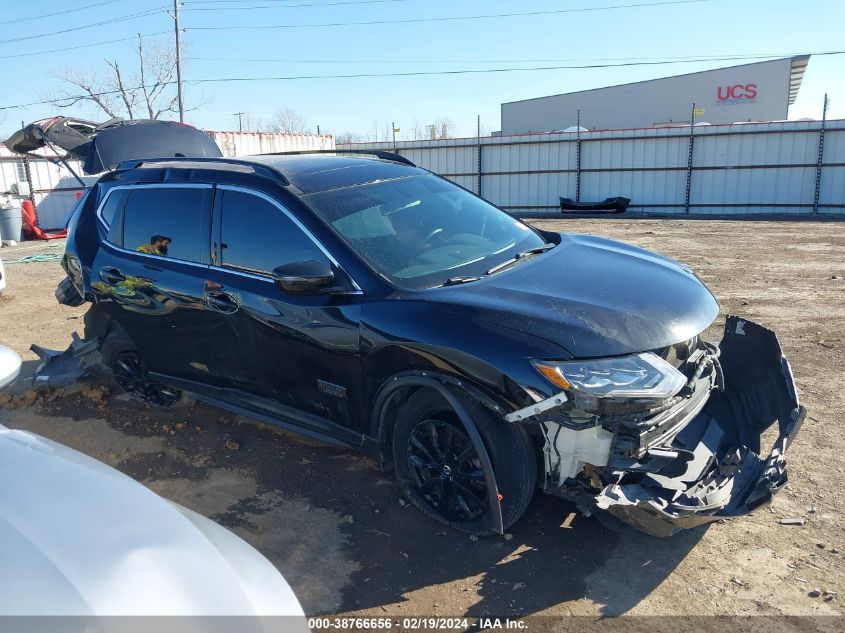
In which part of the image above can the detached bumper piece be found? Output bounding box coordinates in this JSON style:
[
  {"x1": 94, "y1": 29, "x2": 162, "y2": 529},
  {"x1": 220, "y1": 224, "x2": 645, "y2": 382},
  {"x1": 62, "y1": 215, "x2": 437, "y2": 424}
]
[
  {"x1": 559, "y1": 196, "x2": 630, "y2": 214},
  {"x1": 595, "y1": 317, "x2": 805, "y2": 537},
  {"x1": 30, "y1": 333, "x2": 104, "y2": 387}
]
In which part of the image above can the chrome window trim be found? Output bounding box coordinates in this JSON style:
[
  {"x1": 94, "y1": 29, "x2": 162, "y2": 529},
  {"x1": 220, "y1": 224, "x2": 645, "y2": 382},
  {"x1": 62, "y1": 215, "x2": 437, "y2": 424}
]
[
  {"x1": 95, "y1": 183, "x2": 214, "y2": 267},
  {"x1": 216, "y1": 184, "x2": 362, "y2": 291},
  {"x1": 99, "y1": 240, "x2": 210, "y2": 270},
  {"x1": 215, "y1": 264, "x2": 363, "y2": 296}
]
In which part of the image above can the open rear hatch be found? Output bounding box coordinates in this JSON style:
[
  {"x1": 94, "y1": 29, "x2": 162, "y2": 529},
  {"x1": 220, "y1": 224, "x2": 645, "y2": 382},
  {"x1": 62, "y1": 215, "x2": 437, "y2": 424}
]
[{"x1": 3, "y1": 117, "x2": 222, "y2": 175}]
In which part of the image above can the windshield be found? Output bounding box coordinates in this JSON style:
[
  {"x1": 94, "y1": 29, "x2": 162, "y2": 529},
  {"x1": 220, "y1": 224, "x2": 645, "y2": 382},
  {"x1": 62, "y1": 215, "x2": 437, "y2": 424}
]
[{"x1": 303, "y1": 174, "x2": 546, "y2": 289}]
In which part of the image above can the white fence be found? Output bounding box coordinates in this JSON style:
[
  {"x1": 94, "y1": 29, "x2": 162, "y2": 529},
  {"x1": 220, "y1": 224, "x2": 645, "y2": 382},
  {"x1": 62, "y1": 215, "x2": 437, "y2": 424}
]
[
  {"x1": 207, "y1": 130, "x2": 334, "y2": 157},
  {"x1": 340, "y1": 119, "x2": 845, "y2": 216}
]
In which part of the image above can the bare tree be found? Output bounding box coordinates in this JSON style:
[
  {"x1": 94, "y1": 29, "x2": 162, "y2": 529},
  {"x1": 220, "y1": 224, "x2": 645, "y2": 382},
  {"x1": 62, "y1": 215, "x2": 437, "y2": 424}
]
[
  {"x1": 334, "y1": 131, "x2": 364, "y2": 144},
  {"x1": 370, "y1": 120, "x2": 392, "y2": 142},
  {"x1": 410, "y1": 118, "x2": 427, "y2": 140},
  {"x1": 433, "y1": 118, "x2": 455, "y2": 140},
  {"x1": 265, "y1": 108, "x2": 312, "y2": 134},
  {"x1": 478, "y1": 120, "x2": 494, "y2": 137},
  {"x1": 49, "y1": 34, "x2": 193, "y2": 120},
  {"x1": 237, "y1": 113, "x2": 264, "y2": 132}
]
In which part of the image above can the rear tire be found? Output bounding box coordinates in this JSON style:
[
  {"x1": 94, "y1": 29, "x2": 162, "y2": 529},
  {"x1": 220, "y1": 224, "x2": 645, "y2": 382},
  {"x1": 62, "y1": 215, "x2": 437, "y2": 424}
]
[
  {"x1": 101, "y1": 331, "x2": 180, "y2": 407},
  {"x1": 392, "y1": 389, "x2": 536, "y2": 536}
]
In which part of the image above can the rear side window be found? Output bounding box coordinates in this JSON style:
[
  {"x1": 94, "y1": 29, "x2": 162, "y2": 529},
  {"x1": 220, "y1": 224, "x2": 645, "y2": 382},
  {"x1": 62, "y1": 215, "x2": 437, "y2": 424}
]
[
  {"x1": 122, "y1": 188, "x2": 207, "y2": 263},
  {"x1": 219, "y1": 189, "x2": 327, "y2": 275}
]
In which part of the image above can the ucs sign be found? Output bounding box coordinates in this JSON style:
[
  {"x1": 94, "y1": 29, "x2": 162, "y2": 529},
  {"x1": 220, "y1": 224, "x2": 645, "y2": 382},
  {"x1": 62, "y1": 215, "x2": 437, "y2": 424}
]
[{"x1": 717, "y1": 84, "x2": 758, "y2": 103}]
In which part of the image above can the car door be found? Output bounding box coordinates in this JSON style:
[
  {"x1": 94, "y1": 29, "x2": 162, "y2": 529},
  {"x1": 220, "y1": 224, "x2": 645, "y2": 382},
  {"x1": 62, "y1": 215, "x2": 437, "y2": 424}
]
[
  {"x1": 203, "y1": 185, "x2": 364, "y2": 434},
  {"x1": 90, "y1": 184, "x2": 220, "y2": 385}
]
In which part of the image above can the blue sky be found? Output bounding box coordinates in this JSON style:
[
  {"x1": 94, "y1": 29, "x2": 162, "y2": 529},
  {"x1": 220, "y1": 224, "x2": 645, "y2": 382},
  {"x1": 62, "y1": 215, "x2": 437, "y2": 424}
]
[{"x1": 0, "y1": 0, "x2": 842, "y2": 139}]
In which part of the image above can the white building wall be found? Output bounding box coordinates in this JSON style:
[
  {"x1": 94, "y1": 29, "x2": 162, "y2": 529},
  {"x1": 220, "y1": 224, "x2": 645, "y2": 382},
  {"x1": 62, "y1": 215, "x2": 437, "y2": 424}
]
[
  {"x1": 501, "y1": 58, "x2": 797, "y2": 134},
  {"x1": 0, "y1": 147, "x2": 92, "y2": 230}
]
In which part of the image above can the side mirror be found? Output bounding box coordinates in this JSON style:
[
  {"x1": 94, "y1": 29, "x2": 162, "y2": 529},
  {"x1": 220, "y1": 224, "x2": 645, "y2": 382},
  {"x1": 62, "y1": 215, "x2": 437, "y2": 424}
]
[{"x1": 272, "y1": 260, "x2": 335, "y2": 294}]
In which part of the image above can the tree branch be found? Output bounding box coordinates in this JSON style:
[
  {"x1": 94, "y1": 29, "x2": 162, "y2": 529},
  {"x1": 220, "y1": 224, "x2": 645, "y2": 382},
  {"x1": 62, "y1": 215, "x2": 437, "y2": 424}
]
[
  {"x1": 48, "y1": 34, "x2": 187, "y2": 121},
  {"x1": 105, "y1": 59, "x2": 135, "y2": 119}
]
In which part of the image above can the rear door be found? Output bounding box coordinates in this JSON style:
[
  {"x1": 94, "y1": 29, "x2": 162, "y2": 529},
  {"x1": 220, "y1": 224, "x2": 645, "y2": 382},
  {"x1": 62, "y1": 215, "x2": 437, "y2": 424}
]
[
  {"x1": 91, "y1": 184, "x2": 219, "y2": 385},
  {"x1": 203, "y1": 186, "x2": 364, "y2": 433}
]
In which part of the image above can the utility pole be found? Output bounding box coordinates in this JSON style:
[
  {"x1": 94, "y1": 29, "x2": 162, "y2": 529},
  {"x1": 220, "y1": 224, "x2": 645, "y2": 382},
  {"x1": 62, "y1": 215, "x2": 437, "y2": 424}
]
[
  {"x1": 234, "y1": 112, "x2": 245, "y2": 132},
  {"x1": 173, "y1": 0, "x2": 185, "y2": 122}
]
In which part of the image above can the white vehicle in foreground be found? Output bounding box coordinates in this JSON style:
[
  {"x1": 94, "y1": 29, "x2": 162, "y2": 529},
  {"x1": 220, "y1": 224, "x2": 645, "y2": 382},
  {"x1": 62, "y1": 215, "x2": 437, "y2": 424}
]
[{"x1": 0, "y1": 346, "x2": 307, "y2": 630}]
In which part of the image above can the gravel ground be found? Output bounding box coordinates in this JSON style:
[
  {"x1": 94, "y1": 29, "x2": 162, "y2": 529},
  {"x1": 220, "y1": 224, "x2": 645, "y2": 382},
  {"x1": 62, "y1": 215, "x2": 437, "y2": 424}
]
[{"x1": 0, "y1": 218, "x2": 843, "y2": 629}]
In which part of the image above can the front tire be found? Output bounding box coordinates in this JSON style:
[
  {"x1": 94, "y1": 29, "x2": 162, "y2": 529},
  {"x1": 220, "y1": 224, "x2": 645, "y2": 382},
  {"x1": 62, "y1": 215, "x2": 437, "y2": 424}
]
[{"x1": 392, "y1": 389, "x2": 536, "y2": 536}]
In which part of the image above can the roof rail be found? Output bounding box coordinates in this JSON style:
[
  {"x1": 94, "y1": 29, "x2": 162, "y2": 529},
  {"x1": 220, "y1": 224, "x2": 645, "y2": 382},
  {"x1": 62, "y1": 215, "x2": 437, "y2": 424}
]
[
  {"x1": 257, "y1": 149, "x2": 416, "y2": 167},
  {"x1": 115, "y1": 156, "x2": 291, "y2": 186}
]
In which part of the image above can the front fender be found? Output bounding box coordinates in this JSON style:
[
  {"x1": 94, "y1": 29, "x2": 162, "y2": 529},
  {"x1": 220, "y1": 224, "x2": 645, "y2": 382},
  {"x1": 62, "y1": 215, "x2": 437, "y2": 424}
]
[{"x1": 361, "y1": 302, "x2": 567, "y2": 425}]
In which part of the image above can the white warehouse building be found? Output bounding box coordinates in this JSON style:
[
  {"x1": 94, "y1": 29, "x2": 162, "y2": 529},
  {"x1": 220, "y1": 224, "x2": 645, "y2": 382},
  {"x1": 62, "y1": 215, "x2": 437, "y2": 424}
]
[{"x1": 500, "y1": 56, "x2": 810, "y2": 134}]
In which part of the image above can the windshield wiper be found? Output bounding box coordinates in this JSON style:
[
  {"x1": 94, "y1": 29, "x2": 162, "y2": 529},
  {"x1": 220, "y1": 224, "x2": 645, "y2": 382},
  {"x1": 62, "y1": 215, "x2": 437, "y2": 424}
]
[
  {"x1": 485, "y1": 243, "x2": 555, "y2": 276},
  {"x1": 439, "y1": 243, "x2": 554, "y2": 287},
  {"x1": 442, "y1": 275, "x2": 483, "y2": 286}
]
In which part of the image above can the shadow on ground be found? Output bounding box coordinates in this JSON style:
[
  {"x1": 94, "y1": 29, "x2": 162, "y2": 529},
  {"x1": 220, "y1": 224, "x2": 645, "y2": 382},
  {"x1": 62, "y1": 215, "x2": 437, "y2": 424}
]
[{"x1": 1, "y1": 379, "x2": 706, "y2": 617}]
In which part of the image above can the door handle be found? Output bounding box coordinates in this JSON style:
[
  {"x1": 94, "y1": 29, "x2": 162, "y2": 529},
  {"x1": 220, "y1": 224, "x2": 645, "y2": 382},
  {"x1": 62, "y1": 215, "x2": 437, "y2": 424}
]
[
  {"x1": 206, "y1": 290, "x2": 239, "y2": 314},
  {"x1": 99, "y1": 267, "x2": 126, "y2": 284}
]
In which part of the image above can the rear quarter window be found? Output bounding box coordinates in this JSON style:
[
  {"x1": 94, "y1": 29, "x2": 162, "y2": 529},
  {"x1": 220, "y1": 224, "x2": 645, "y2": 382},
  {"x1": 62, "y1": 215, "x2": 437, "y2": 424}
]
[{"x1": 99, "y1": 189, "x2": 128, "y2": 229}]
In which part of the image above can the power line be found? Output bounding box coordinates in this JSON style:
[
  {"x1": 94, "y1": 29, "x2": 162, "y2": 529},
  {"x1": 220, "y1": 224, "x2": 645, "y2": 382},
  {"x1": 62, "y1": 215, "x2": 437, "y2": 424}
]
[
  {"x1": 0, "y1": 0, "x2": 128, "y2": 26},
  {"x1": 2, "y1": 50, "x2": 840, "y2": 112},
  {"x1": 0, "y1": 1, "x2": 709, "y2": 60},
  {"x1": 185, "y1": 0, "x2": 323, "y2": 3},
  {"x1": 0, "y1": 6, "x2": 169, "y2": 45},
  {"x1": 0, "y1": 31, "x2": 172, "y2": 60},
  {"x1": 185, "y1": 52, "x2": 842, "y2": 85},
  {"x1": 188, "y1": 0, "x2": 713, "y2": 32},
  {"x1": 190, "y1": 52, "x2": 814, "y2": 65},
  {"x1": 184, "y1": 0, "x2": 412, "y2": 10}
]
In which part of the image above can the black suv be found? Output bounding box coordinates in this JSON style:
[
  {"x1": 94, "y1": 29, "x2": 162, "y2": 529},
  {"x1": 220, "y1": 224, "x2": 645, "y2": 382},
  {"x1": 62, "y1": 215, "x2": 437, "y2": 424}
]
[{"x1": 52, "y1": 148, "x2": 804, "y2": 537}]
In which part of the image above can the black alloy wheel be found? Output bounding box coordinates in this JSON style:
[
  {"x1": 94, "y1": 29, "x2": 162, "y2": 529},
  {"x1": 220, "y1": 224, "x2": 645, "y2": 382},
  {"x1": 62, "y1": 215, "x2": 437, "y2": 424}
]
[
  {"x1": 406, "y1": 418, "x2": 488, "y2": 522},
  {"x1": 112, "y1": 351, "x2": 180, "y2": 407},
  {"x1": 392, "y1": 389, "x2": 537, "y2": 536}
]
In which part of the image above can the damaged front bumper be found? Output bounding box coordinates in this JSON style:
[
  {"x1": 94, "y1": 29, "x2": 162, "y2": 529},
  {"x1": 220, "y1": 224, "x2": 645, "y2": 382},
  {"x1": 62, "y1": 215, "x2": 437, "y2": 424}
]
[{"x1": 542, "y1": 317, "x2": 806, "y2": 537}]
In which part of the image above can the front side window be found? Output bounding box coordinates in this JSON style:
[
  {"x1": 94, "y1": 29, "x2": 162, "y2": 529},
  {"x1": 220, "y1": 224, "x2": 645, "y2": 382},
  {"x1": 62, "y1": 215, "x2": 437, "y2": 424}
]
[
  {"x1": 303, "y1": 174, "x2": 545, "y2": 289},
  {"x1": 121, "y1": 188, "x2": 207, "y2": 263},
  {"x1": 219, "y1": 189, "x2": 327, "y2": 275}
]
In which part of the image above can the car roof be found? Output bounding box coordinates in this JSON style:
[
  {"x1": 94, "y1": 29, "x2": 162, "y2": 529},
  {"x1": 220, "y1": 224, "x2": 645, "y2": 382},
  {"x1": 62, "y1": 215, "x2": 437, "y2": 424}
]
[{"x1": 245, "y1": 154, "x2": 422, "y2": 194}]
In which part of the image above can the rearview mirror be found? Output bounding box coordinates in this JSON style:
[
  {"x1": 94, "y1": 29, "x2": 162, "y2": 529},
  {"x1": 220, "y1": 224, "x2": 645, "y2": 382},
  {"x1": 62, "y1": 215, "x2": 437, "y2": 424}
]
[{"x1": 272, "y1": 260, "x2": 335, "y2": 294}]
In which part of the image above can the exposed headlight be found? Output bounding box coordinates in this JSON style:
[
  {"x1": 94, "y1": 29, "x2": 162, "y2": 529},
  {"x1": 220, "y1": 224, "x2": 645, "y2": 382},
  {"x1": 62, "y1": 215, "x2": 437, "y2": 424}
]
[{"x1": 532, "y1": 353, "x2": 686, "y2": 400}]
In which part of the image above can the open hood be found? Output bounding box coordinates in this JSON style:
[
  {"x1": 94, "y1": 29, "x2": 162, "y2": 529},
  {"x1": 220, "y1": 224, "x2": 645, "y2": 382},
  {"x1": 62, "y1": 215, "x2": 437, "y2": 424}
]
[{"x1": 3, "y1": 117, "x2": 222, "y2": 175}]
